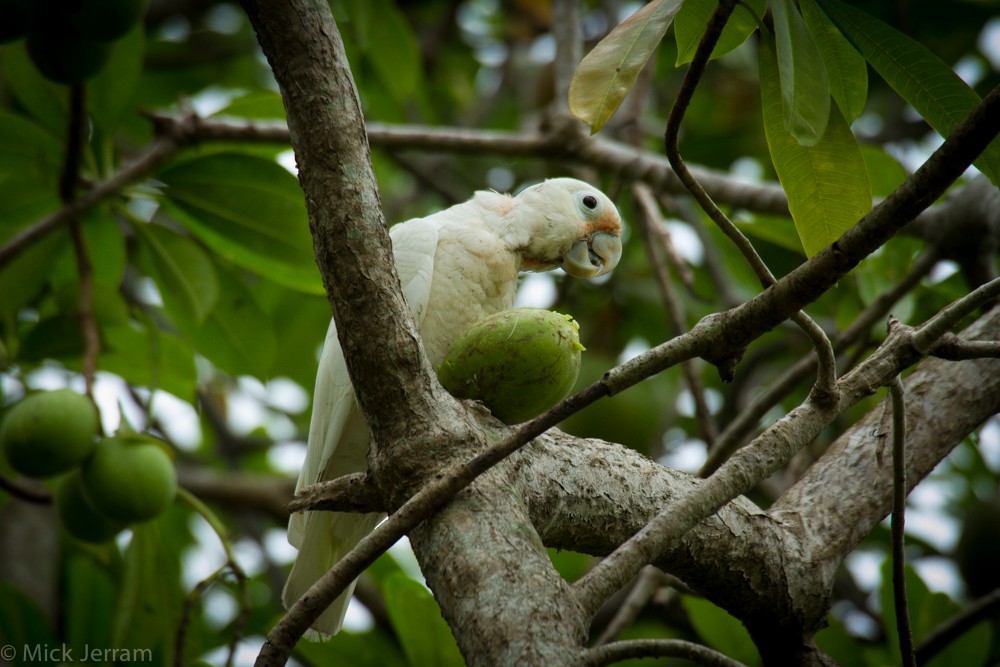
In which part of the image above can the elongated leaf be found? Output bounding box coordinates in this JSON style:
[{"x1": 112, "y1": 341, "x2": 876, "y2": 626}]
[
  {"x1": 383, "y1": 574, "x2": 464, "y2": 667},
  {"x1": 0, "y1": 43, "x2": 67, "y2": 139},
  {"x1": 113, "y1": 522, "x2": 181, "y2": 665},
  {"x1": 799, "y1": 0, "x2": 867, "y2": 122},
  {"x1": 683, "y1": 596, "x2": 761, "y2": 666},
  {"x1": 158, "y1": 153, "x2": 323, "y2": 294},
  {"x1": 101, "y1": 322, "x2": 197, "y2": 400},
  {"x1": 760, "y1": 33, "x2": 872, "y2": 257},
  {"x1": 88, "y1": 23, "x2": 145, "y2": 132},
  {"x1": 815, "y1": 0, "x2": 1000, "y2": 185},
  {"x1": 771, "y1": 0, "x2": 830, "y2": 146},
  {"x1": 135, "y1": 223, "x2": 219, "y2": 325},
  {"x1": 167, "y1": 261, "x2": 277, "y2": 379},
  {"x1": 569, "y1": 0, "x2": 684, "y2": 133},
  {"x1": 674, "y1": 0, "x2": 766, "y2": 66}
]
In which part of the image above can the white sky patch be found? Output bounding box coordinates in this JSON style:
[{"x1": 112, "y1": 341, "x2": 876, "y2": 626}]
[
  {"x1": 266, "y1": 441, "x2": 307, "y2": 477},
  {"x1": 913, "y1": 556, "x2": 963, "y2": 596},
  {"x1": 388, "y1": 535, "x2": 426, "y2": 585},
  {"x1": 664, "y1": 221, "x2": 704, "y2": 265},
  {"x1": 676, "y1": 387, "x2": 723, "y2": 418},
  {"x1": 659, "y1": 428, "x2": 707, "y2": 473},
  {"x1": 515, "y1": 273, "x2": 557, "y2": 309},
  {"x1": 617, "y1": 337, "x2": 650, "y2": 364},
  {"x1": 926, "y1": 259, "x2": 959, "y2": 285},
  {"x1": 201, "y1": 636, "x2": 267, "y2": 667},
  {"x1": 729, "y1": 156, "x2": 764, "y2": 184},
  {"x1": 342, "y1": 600, "x2": 375, "y2": 633},
  {"x1": 263, "y1": 527, "x2": 298, "y2": 566},
  {"x1": 277, "y1": 149, "x2": 297, "y2": 175},
  {"x1": 980, "y1": 17, "x2": 1000, "y2": 70},
  {"x1": 979, "y1": 417, "x2": 1000, "y2": 472},
  {"x1": 845, "y1": 549, "x2": 883, "y2": 592}
]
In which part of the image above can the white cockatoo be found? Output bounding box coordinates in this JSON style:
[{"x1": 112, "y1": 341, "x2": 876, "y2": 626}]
[{"x1": 283, "y1": 177, "x2": 623, "y2": 635}]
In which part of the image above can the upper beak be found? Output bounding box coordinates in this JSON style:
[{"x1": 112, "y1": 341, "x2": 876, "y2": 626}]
[{"x1": 562, "y1": 232, "x2": 622, "y2": 278}]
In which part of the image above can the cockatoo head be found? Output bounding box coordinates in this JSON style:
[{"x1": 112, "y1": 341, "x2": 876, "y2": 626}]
[{"x1": 507, "y1": 178, "x2": 623, "y2": 279}]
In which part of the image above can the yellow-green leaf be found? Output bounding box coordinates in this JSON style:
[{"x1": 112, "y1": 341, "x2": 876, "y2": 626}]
[
  {"x1": 800, "y1": 0, "x2": 867, "y2": 122},
  {"x1": 569, "y1": 0, "x2": 683, "y2": 133},
  {"x1": 760, "y1": 33, "x2": 872, "y2": 257},
  {"x1": 771, "y1": 0, "x2": 830, "y2": 146},
  {"x1": 674, "y1": 0, "x2": 765, "y2": 66}
]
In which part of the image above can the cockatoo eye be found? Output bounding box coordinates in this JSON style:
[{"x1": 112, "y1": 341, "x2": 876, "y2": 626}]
[{"x1": 582, "y1": 195, "x2": 599, "y2": 210}]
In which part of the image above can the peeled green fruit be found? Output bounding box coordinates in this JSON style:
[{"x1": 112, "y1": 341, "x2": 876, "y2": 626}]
[
  {"x1": 0, "y1": 389, "x2": 98, "y2": 478},
  {"x1": 438, "y1": 308, "x2": 584, "y2": 424},
  {"x1": 26, "y1": 16, "x2": 110, "y2": 84},
  {"x1": 55, "y1": 470, "x2": 127, "y2": 543},
  {"x1": 81, "y1": 436, "x2": 177, "y2": 523}
]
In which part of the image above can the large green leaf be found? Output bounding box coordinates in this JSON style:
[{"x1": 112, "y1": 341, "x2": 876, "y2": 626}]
[
  {"x1": 167, "y1": 261, "x2": 277, "y2": 379},
  {"x1": 158, "y1": 153, "x2": 323, "y2": 294},
  {"x1": 383, "y1": 574, "x2": 464, "y2": 667},
  {"x1": 569, "y1": 0, "x2": 684, "y2": 134},
  {"x1": 771, "y1": 0, "x2": 830, "y2": 146},
  {"x1": 88, "y1": 23, "x2": 145, "y2": 133},
  {"x1": 682, "y1": 596, "x2": 761, "y2": 666},
  {"x1": 815, "y1": 0, "x2": 1000, "y2": 185},
  {"x1": 799, "y1": 0, "x2": 867, "y2": 122},
  {"x1": 113, "y1": 521, "x2": 181, "y2": 667},
  {"x1": 134, "y1": 223, "x2": 219, "y2": 325},
  {"x1": 100, "y1": 322, "x2": 197, "y2": 401},
  {"x1": 760, "y1": 33, "x2": 871, "y2": 257},
  {"x1": 0, "y1": 43, "x2": 68, "y2": 139},
  {"x1": 363, "y1": 0, "x2": 422, "y2": 103},
  {"x1": 674, "y1": 0, "x2": 765, "y2": 66}
]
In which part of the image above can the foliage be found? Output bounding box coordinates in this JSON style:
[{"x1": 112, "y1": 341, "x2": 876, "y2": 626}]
[{"x1": 0, "y1": 1, "x2": 998, "y2": 666}]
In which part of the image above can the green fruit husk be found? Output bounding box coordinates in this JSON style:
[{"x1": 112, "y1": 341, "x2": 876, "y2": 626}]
[
  {"x1": 438, "y1": 308, "x2": 584, "y2": 424},
  {"x1": 0, "y1": 389, "x2": 99, "y2": 478},
  {"x1": 81, "y1": 435, "x2": 177, "y2": 523},
  {"x1": 55, "y1": 470, "x2": 128, "y2": 543}
]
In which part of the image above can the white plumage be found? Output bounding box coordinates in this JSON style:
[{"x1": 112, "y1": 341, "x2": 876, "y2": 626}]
[{"x1": 283, "y1": 178, "x2": 623, "y2": 635}]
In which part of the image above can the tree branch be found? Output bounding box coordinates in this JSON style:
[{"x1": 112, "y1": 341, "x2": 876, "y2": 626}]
[{"x1": 580, "y1": 639, "x2": 749, "y2": 667}]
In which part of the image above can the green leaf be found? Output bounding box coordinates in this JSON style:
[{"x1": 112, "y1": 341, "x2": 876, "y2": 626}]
[
  {"x1": 112, "y1": 521, "x2": 181, "y2": 665},
  {"x1": 815, "y1": 0, "x2": 1000, "y2": 185},
  {"x1": 569, "y1": 0, "x2": 684, "y2": 133},
  {"x1": 383, "y1": 574, "x2": 465, "y2": 667},
  {"x1": 799, "y1": 0, "x2": 867, "y2": 122},
  {"x1": 760, "y1": 33, "x2": 872, "y2": 257},
  {"x1": 674, "y1": 0, "x2": 765, "y2": 66},
  {"x1": 363, "y1": 0, "x2": 422, "y2": 103},
  {"x1": 135, "y1": 223, "x2": 220, "y2": 325},
  {"x1": 88, "y1": 22, "x2": 145, "y2": 133},
  {"x1": 64, "y1": 556, "x2": 116, "y2": 655},
  {"x1": 771, "y1": 0, "x2": 830, "y2": 146},
  {"x1": 101, "y1": 322, "x2": 198, "y2": 400},
  {"x1": 860, "y1": 144, "x2": 908, "y2": 198},
  {"x1": 682, "y1": 596, "x2": 761, "y2": 666},
  {"x1": 0, "y1": 42, "x2": 68, "y2": 139},
  {"x1": 167, "y1": 261, "x2": 277, "y2": 379},
  {"x1": 158, "y1": 153, "x2": 323, "y2": 295},
  {"x1": 0, "y1": 581, "x2": 57, "y2": 658},
  {"x1": 212, "y1": 91, "x2": 287, "y2": 120}
]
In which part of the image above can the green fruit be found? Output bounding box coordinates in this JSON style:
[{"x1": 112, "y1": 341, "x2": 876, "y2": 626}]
[
  {"x1": 0, "y1": 389, "x2": 99, "y2": 478},
  {"x1": 82, "y1": 436, "x2": 177, "y2": 523},
  {"x1": 437, "y1": 308, "x2": 584, "y2": 424},
  {"x1": 66, "y1": 0, "x2": 146, "y2": 42},
  {"x1": 55, "y1": 470, "x2": 127, "y2": 543},
  {"x1": 0, "y1": 0, "x2": 31, "y2": 44},
  {"x1": 26, "y1": 16, "x2": 110, "y2": 84}
]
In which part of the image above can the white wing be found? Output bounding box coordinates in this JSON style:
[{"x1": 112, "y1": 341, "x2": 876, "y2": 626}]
[{"x1": 283, "y1": 218, "x2": 440, "y2": 635}]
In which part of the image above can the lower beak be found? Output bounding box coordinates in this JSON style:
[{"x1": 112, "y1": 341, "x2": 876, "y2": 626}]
[{"x1": 562, "y1": 232, "x2": 622, "y2": 278}]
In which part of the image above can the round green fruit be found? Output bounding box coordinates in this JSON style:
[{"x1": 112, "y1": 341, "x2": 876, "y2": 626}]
[
  {"x1": 0, "y1": 389, "x2": 99, "y2": 478},
  {"x1": 437, "y1": 308, "x2": 584, "y2": 424},
  {"x1": 66, "y1": 0, "x2": 146, "y2": 42},
  {"x1": 55, "y1": 470, "x2": 127, "y2": 543},
  {"x1": 26, "y1": 17, "x2": 110, "y2": 84},
  {"x1": 0, "y1": 0, "x2": 31, "y2": 44},
  {"x1": 81, "y1": 436, "x2": 177, "y2": 523}
]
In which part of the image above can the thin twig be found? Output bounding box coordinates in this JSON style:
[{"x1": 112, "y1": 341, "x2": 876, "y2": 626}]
[
  {"x1": 580, "y1": 638, "x2": 749, "y2": 667},
  {"x1": 633, "y1": 184, "x2": 717, "y2": 446},
  {"x1": 888, "y1": 377, "x2": 915, "y2": 667},
  {"x1": 699, "y1": 249, "x2": 939, "y2": 475},
  {"x1": 912, "y1": 276, "x2": 1000, "y2": 352},
  {"x1": 0, "y1": 474, "x2": 52, "y2": 504},
  {"x1": 660, "y1": 0, "x2": 838, "y2": 398},
  {"x1": 915, "y1": 586, "x2": 1000, "y2": 664},
  {"x1": 592, "y1": 565, "x2": 664, "y2": 646},
  {"x1": 175, "y1": 488, "x2": 250, "y2": 667}
]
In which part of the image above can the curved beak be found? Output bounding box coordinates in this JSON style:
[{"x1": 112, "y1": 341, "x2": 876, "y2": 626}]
[{"x1": 562, "y1": 232, "x2": 622, "y2": 278}]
